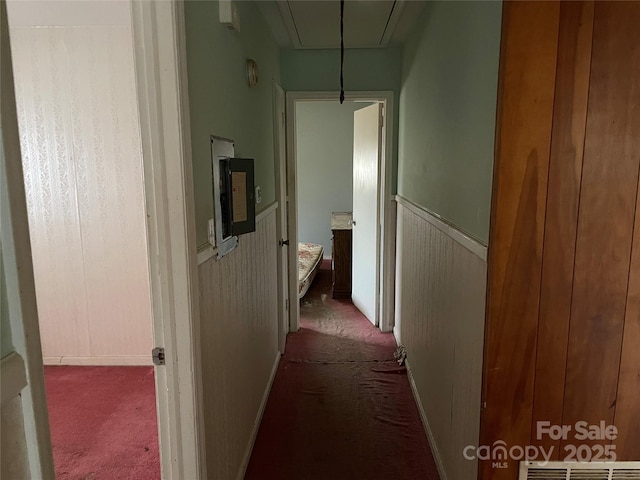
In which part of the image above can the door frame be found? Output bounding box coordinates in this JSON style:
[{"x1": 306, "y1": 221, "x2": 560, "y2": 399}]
[
  {"x1": 1, "y1": 1, "x2": 54, "y2": 475},
  {"x1": 2, "y1": 1, "x2": 204, "y2": 478},
  {"x1": 272, "y1": 82, "x2": 288, "y2": 353},
  {"x1": 284, "y1": 91, "x2": 396, "y2": 333},
  {"x1": 130, "y1": 1, "x2": 206, "y2": 479}
]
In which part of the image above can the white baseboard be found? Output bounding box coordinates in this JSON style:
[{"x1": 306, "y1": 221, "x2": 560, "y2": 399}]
[
  {"x1": 393, "y1": 325, "x2": 401, "y2": 346},
  {"x1": 43, "y1": 355, "x2": 153, "y2": 366},
  {"x1": 236, "y1": 350, "x2": 281, "y2": 480},
  {"x1": 404, "y1": 358, "x2": 448, "y2": 480}
]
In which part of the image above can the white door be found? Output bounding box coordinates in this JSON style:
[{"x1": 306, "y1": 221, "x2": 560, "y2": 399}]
[
  {"x1": 351, "y1": 103, "x2": 382, "y2": 325},
  {"x1": 1, "y1": 2, "x2": 54, "y2": 476},
  {"x1": 2, "y1": 3, "x2": 205, "y2": 479},
  {"x1": 273, "y1": 83, "x2": 289, "y2": 352}
]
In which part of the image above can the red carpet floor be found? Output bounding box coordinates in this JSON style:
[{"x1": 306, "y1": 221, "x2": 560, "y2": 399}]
[
  {"x1": 246, "y1": 261, "x2": 440, "y2": 480},
  {"x1": 44, "y1": 366, "x2": 160, "y2": 480}
]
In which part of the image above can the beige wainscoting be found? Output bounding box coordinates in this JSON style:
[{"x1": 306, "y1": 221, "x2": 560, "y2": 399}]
[
  {"x1": 394, "y1": 196, "x2": 487, "y2": 480},
  {"x1": 198, "y1": 207, "x2": 280, "y2": 479}
]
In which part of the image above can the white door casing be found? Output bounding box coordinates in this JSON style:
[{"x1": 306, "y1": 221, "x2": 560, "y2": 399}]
[
  {"x1": 130, "y1": 1, "x2": 206, "y2": 478},
  {"x1": 351, "y1": 103, "x2": 383, "y2": 325},
  {"x1": 285, "y1": 92, "x2": 395, "y2": 333},
  {"x1": 1, "y1": 1, "x2": 204, "y2": 478},
  {"x1": 273, "y1": 82, "x2": 289, "y2": 352},
  {"x1": 1, "y1": 0, "x2": 54, "y2": 476}
]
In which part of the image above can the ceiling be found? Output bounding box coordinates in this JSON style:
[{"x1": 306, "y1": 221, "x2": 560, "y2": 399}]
[{"x1": 257, "y1": 0, "x2": 425, "y2": 49}]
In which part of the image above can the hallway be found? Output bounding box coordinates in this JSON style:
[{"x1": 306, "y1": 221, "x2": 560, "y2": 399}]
[{"x1": 245, "y1": 261, "x2": 440, "y2": 479}]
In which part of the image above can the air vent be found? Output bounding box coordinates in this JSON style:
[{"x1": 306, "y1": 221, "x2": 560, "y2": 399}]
[
  {"x1": 527, "y1": 468, "x2": 569, "y2": 480},
  {"x1": 613, "y1": 472, "x2": 640, "y2": 480},
  {"x1": 520, "y1": 462, "x2": 640, "y2": 480}
]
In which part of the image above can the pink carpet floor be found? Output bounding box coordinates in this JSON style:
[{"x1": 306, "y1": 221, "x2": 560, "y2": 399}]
[
  {"x1": 245, "y1": 260, "x2": 440, "y2": 480},
  {"x1": 44, "y1": 366, "x2": 160, "y2": 480}
]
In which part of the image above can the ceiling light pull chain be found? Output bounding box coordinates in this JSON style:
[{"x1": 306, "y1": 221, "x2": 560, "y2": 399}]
[{"x1": 340, "y1": 0, "x2": 345, "y2": 104}]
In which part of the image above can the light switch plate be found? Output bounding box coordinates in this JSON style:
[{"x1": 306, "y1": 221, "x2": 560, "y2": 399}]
[
  {"x1": 255, "y1": 185, "x2": 262, "y2": 204},
  {"x1": 208, "y1": 218, "x2": 215, "y2": 246}
]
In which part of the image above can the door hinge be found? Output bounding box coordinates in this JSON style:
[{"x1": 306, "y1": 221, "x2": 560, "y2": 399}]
[
  {"x1": 152, "y1": 347, "x2": 165, "y2": 366},
  {"x1": 281, "y1": 112, "x2": 286, "y2": 125},
  {"x1": 286, "y1": 298, "x2": 289, "y2": 311}
]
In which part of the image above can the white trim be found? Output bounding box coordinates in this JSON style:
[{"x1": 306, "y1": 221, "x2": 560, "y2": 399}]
[
  {"x1": 393, "y1": 326, "x2": 401, "y2": 347},
  {"x1": 235, "y1": 351, "x2": 281, "y2": 480},
  {"x1": 273, "y1": 81, "x2": 289, "y2": 354},
  {"x1": 395, "y1": 195, "x2": 488, "y2": 261},
  {"x1": 379, "y1": 0, "x2": 406, "y2": 46},
  {"x1": 1, "y1": 352, "x2": 28, "y2": 404},
  {"x1": 196, "y1": 245, "x2": 215, "y2": 266},
  {"x1": 276, "y1": 1, "x2": 301, "y2": 49},
  {"x1": 43, "y1": 356, "x2": 153, "y2": 366},
  {"x1": 197, "y1": 202, "x2": 278, "y2": 266},
  {"x1": 130, "y1": 1, "x2": 205, "y2": 479},
  {"x1": 256, "y1": 201, "x2": 278, "y2": 224},
  {"x1": 404, "y1": 359, "x2": 448, "y2": 480},
  {"x1": 285, "y1": 91, "x2": 396, "y2": 333},
  {"x1": 285, "y1": 92, "x2": 300, "y2": 332}
]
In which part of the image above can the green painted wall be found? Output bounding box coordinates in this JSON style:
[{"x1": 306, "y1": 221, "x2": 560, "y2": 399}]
[
  {"x1": 281, "y1": 48, "x2": 401, "y2": 192},
  {"x1": 185, "y1": 0, "x2": 281, "y2": 247},
  {"x1": 281, "y1": 48, "x2": 401, "y2": 94},
  {"x1": 398, "y1": 1, "x2": 502, "y2": 243}
]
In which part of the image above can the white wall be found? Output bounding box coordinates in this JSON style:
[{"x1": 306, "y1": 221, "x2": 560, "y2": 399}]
[
  {"x1": 198, "y1": 209, "x2": 280, "y2": 479},
  {"x1": 296, "y1": 101, "x2": 369, "y2": 254},
  {"x1": 395, "y1": 198, "x2": 487, "y2": 480},
  {"x1": 8, "y1": 1, "x2": 153, "y2": 365}
]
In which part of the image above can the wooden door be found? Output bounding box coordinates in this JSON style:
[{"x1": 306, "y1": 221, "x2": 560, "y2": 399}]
[{"x1": 481, "y1": 2, "x2": 640, "y2": 478}]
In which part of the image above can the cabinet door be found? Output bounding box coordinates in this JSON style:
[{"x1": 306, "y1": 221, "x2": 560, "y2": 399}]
[{"x1": 332, "y1": 230, "x2": 352, "y2": 298}]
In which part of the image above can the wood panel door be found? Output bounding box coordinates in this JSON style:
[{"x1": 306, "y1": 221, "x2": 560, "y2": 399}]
[{"x1": 481, "y1": 1, "x2": 640, "y2": 477}]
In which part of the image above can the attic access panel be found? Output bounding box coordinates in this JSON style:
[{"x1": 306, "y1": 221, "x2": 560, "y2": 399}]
[{"x1": 281, "y1": 0, "x2": 397, "y2": 48}]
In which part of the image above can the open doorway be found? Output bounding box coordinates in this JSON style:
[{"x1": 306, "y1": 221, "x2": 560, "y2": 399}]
[
  {"x1": 283, "y1": 92, "x2": 396, "y2": 334},
  {"x1": 247, "y1": 92, "x2": 439, "y2": 479},
  {"x1": 7, "y1": 2, "x2": 159, "y2": 478}
]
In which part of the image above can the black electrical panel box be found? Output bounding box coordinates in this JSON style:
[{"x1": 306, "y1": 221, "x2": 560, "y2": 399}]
[{"x1": 219, "y1": 157, "x2": 255, "y2": 238}]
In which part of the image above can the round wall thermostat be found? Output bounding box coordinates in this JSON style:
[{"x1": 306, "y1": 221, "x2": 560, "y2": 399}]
[{"x1": 246, "y1": 59, "x2": 258, "y2": 87}]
